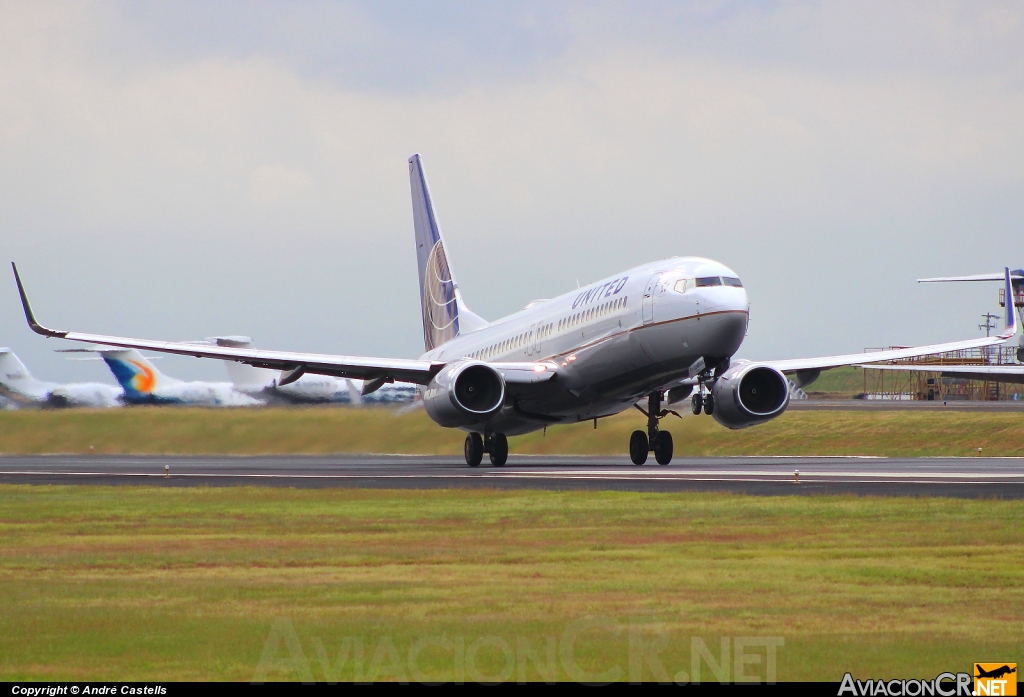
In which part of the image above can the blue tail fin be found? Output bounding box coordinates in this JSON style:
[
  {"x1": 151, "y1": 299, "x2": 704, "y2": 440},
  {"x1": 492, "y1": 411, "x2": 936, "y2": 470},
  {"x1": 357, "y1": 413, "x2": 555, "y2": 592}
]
[
  {"x1": 100, "y1": 349, "x2": 173, "y2": 401},
  {"x1": 1003, "y1": 266, "x2": 1018, "y2": 338},
  {"x1": 409, "y1": 154, "x2": 460, "y2": 351}
]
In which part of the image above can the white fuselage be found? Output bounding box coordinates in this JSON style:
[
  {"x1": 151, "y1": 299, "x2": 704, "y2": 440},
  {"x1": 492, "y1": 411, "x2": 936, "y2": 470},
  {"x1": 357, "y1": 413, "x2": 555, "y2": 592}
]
[
  {"x1": 421, "y1": 257, "x2": 749, "y2": 434},
  {"x1": 0, "y1": 348, "x2": 122, "y2": 408}
]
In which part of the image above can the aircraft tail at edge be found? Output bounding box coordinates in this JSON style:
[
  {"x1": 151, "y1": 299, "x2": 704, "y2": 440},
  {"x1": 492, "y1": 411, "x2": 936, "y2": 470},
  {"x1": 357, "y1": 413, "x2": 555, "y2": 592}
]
[{"x1": 0, "y1": 348, "x2": 52, "y2": 401}]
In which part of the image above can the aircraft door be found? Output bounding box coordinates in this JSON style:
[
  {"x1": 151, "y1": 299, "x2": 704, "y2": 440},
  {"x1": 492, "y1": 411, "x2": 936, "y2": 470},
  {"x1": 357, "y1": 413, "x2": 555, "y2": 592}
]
[{"x1": 642, "y1": 274, "x2": 660, "y2": 325}]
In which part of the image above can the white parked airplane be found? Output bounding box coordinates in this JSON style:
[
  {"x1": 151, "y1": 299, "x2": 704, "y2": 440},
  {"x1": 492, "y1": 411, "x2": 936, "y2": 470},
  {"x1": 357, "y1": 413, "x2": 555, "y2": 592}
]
[
  {"x1": 12, "y1": 155, "x2": 1016, "y2": 465},
  {"x1": 0, "y1": 347, "x2": 121, "y2": 407},
  {"x1": 207, "y1": 336, "x2": 417, "y2": 404},
  {"x1": 98, "y1": 348, "x2": 262, "y2": 406}
]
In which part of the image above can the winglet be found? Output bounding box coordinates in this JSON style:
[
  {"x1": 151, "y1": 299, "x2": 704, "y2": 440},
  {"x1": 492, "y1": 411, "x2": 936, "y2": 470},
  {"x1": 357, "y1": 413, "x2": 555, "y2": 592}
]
[
  {"x1": 1001, "y1": 266, "x2": 1018, "y2": 339},
  {"x1": 11, "y1": 263, "x2": 67, "y2": 338}
]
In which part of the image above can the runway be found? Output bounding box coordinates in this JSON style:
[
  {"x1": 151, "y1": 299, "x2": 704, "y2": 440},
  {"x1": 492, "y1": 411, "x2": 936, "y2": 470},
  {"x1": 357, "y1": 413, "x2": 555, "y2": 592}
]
[
  {"x1": 1, "y1": 454, "x2": 1023, "y2": 497},
  {"x1": 790, "y1": 399, "x2": 1024, "y2": 411}
]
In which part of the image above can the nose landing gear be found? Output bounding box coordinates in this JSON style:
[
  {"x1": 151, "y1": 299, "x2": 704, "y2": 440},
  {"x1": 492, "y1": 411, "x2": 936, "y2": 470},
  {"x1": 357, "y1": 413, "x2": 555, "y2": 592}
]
[
  {"x1": 630, "y1": 390, "x2": 679, "y2": 465},
  {"x1": 464, "y1": 430, "x2": 508, "y2": 467},
  {"x1": 691, "y1": 386, "x2": 714, "y2": 415}
]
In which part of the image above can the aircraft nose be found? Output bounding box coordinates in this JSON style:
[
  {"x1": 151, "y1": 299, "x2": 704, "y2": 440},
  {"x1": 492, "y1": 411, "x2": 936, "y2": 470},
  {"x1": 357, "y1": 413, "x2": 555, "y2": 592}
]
[{"x1": 703, "y1": 286, "x2": 749, "y2": 314}]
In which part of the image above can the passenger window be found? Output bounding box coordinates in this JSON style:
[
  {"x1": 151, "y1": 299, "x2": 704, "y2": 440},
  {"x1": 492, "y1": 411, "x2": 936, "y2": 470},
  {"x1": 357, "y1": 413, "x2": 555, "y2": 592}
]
[
  {"x1": 695, "y1": 276, "x2": 722, "y2": 287},
  {"x1": 723, "y1": 277, "x2": 743, "y2": 287}
]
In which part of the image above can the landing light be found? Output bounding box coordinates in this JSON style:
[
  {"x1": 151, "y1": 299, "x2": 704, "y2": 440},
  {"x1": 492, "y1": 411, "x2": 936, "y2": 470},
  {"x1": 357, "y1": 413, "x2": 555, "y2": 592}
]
[{"x1": 533, "y1": 364, "x2": 548, "y2": 372}]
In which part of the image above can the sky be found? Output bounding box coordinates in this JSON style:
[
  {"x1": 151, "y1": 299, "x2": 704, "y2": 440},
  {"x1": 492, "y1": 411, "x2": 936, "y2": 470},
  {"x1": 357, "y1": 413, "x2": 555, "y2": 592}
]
[{"x1": 1, "y1": 1, "x2": 1023, "y2": 384}]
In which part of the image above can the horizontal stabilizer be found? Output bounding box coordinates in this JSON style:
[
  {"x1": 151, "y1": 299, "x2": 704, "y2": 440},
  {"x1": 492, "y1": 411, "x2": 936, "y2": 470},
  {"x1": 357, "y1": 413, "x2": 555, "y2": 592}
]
[{"x1": 918, "y1": 269, "x2": 1024, "y2": 283}]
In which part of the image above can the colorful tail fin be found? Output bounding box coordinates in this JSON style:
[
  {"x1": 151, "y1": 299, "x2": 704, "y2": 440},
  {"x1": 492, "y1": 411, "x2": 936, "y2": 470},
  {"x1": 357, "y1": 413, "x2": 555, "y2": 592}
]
[
  {"x1": 100, "y1": 349, "x2": 176, "y2": 400},
  {"x1": 408, "y1": 154, "x2": 487, "y2": 352}
]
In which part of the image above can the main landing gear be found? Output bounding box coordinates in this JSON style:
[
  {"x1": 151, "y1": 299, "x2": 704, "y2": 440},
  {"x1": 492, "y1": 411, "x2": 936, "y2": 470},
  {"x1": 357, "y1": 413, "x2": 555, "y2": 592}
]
[
  {"x1": 691, "y1": 387, "x2": 714, "y2": 416},
  {"x1": 629, "y1": 390, "x2": 676, "y2": 466},
  {"x1": 464, "y1": 431, "x2": 508, "y2": 467}
]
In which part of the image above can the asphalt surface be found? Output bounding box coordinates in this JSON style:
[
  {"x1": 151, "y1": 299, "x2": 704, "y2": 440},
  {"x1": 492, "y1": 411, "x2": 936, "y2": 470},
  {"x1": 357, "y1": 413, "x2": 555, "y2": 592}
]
[
  {"x1": 1, "y1": 454, "x2": 1022, "y2": 498},
  {"x1": 791, "y1": 399, "x2": 1024, "y2": 411}
]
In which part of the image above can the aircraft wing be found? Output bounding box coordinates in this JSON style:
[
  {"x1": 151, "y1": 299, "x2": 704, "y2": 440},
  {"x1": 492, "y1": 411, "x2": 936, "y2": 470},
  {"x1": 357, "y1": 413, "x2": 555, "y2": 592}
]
[
  {"x1": 763, "y1": 267, "x2": 1017, "y2": 375},
  {"x1": 492, "y1": 362, "x2": 559, "y2": 385},
  {"x1": 13, "y1": 264, "x2": 445, "y2": 386},
  {"x1": 859, "y1": 363, "x2": 1024, "y2": 385}
]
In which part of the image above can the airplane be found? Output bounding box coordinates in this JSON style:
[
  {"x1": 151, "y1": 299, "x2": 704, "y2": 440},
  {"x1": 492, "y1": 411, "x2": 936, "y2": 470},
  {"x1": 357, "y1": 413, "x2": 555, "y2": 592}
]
[
  {"x1": 0, "y1": 347, "x2": 122, "y2": 407},
  {"x1": 975, "y1": 665, "x2": 1016, "y2": 680},
  {"x1": 97, "y1": 347, "x2": 263, "y2": 406},
  {"x1": 858, "y1": 269, "x2": 1024, "y2": 384},
  {"x1": 11, "y1": 155, "x2": 1017, "y2": 466},
  {"x1": 207, "y1": 336, "x2": 417, "y2": 405}
]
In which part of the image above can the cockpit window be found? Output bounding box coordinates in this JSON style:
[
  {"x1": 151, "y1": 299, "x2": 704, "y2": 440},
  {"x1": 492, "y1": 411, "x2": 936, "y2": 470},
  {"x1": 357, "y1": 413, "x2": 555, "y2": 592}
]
[
  {"x1": 673, "y1": 279, "x2": 692, "y2": 293},
  {"x1": 695, "y1": 276, "x2": 723, "y2": 287},
  {"x1": 723, "y1": 277, "x2": 743, "y2": 287}
]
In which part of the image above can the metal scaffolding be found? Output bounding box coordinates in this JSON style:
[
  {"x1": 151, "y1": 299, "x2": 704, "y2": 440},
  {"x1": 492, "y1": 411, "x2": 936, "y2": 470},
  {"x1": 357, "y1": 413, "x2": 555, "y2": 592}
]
[{"x1": 862, "y1": 345, "x2": 1024, "y2": 401}]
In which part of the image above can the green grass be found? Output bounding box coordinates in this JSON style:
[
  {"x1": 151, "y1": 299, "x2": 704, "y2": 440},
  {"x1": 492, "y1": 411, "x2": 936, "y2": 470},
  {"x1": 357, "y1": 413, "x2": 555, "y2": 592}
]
[
  {"x1": 804, "y1": 366, "x2": 865, "y2": 398},
  {"x1": 0, "y1": 486, "x2": 1020, "y2": 682},
  {"x1": 1, "y1": 406, "x2": 1024, "y2": 457}
]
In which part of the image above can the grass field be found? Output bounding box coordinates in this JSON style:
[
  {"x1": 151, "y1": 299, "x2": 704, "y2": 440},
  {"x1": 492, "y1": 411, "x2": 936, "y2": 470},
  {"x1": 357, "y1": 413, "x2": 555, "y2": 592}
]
[
  {"x1": 803, "y1": 366, "x2": 865, "y2": 398},
  {"x1": 0, "y1": 485, "x2": 1020, "y2": 682},
  {"x1": 1, "y1": 406, "x2": 1024, "y2": 457}
]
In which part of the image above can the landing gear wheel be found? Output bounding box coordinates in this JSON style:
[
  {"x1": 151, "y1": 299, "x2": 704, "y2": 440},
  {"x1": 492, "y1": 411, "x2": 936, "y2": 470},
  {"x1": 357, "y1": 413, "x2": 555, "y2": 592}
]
[
  {"x1": 703, "y1": 394, "x2": 715, "y2": 415},
  {"x1": 691, "y1": 393, "x2": 703, "y2": 415},
  {"x1": 489, "y1": 433, "x2": 508, "y2": 467},
  {"x1": 654, "y1": 431, "x2": 673, "y2": 465},
  {"x1": 629, "y1": 430, "x2": 649, "y2": 465},
  {"x1": 464, "y1": 432, "x2": 484, "y2": 467}
]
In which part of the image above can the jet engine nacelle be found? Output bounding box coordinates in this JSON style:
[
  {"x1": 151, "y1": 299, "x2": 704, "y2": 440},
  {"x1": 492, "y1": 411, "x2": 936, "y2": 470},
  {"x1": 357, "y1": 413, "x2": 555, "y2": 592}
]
[
  {"x1": 710, "y1": 362, "x2": 790, "y2": 429},
  {"x1": 423, "y1": 362, "x2": 506, "y2": 428}
]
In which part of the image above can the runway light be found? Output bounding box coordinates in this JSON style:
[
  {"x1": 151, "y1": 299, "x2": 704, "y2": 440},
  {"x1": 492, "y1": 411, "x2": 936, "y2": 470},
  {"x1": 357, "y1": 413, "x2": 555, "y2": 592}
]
[
  {"x1": 793, "y1": 469, "x2": 799, "y2": 485},
  {"x1": 165, "y1": 464, "x2": 170, "y2": 478}
]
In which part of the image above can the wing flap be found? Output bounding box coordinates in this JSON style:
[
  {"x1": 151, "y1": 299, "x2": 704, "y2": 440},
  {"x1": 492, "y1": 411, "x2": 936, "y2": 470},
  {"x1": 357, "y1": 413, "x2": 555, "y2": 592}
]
[
  {"x1": 55, "y1": 331, "x2": 444, "y2": 384},
  {"x1": 860, "y1": 363, "x2": 1024, "y2": 385}
]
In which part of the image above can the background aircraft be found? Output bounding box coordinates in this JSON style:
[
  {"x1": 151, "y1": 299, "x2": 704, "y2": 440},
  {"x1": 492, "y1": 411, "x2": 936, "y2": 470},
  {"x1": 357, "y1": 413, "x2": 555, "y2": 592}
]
[
  {"x1": 0, "y1": 347, "x2": 121, "y2": 407},
  {"x1": 206, "y1": 336, "x2": 417, "y2": 405},
  {"x1": 860, "y1": 269, "x2": 1024, "y2": 384},
  {"x1": 920, "y1": 269, "x2": 1024, "y2": 343},
  {"x1": 12, "y1": 156, "x2": 1015, "y2": 466},
  {"x1": 98, "y1": 348, "x2": 262, "y2": 406}
]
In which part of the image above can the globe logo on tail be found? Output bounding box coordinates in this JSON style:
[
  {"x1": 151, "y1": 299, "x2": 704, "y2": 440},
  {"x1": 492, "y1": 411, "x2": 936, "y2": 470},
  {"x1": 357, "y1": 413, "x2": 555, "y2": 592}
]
[{"x1": 422, "y1": 241, "x2": 459, "y2": 351}]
